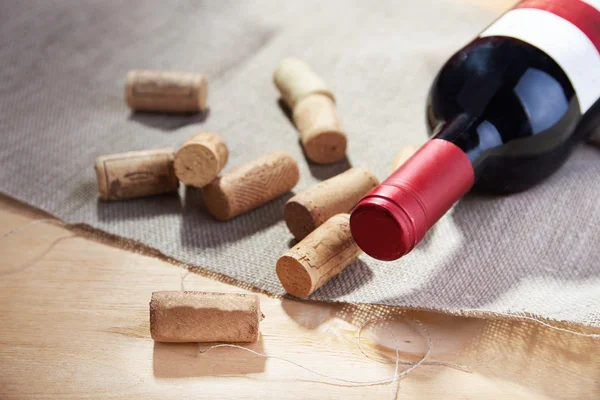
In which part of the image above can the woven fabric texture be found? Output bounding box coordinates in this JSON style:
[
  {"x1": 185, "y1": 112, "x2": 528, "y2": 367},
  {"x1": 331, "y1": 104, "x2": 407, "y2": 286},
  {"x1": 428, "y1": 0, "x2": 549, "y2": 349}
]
[{"x1": 1, "y1": 0, "x2": 599, "y2": 326}]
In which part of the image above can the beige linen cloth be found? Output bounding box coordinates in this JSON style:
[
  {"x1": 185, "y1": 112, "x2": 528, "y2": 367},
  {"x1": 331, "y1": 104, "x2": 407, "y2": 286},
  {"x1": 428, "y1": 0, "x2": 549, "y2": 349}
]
[{"x1": 1, "y1": 0, "x2": 598, "y2": 326}]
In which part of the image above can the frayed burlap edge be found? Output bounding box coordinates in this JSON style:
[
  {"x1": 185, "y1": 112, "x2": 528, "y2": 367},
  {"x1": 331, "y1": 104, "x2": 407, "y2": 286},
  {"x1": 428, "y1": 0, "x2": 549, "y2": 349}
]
[
  {"x1": 2, "y1": 193, "x2": 599, "y2": 332},
  {"x1": 66, "y1": 222, "x2": 600, "y2": 333}
]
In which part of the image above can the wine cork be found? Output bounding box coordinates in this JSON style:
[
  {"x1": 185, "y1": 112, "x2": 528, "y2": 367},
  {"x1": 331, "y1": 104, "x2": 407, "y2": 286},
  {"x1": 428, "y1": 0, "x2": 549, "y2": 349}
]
[
  {"x1": 285, "y1": 168, "x2": 380, "y2": 241},
  {"x1": 273, "y1": 58, "x2": 334, "y2": 109},
  {"x1": 202, "y1": 151, "x2": 300, "y2": 221},
  {"x1": 125, "y1": 69, "x2": 208, "y2": 114},
  {"x1": 94, "y1": 148, "x2": 179, "y2": 201},
  {"x1": 292, "y1": 94, "x2": 347, "y2": 164},
  {"x1": 276, "y1": 214, "x2": 362, "y2": 298},
  {"x1": 150, "y1": 291, "x2": 262, "y2": 343},
  {"x1": 391, "y1": 145, "x2": 419, "y2": 172},
  {"x1": 274, "y1": 58, "x2": 346, "y2": 164},
  {"x1": 174, "y1": 132, "x2": 228, "y2": 188}
]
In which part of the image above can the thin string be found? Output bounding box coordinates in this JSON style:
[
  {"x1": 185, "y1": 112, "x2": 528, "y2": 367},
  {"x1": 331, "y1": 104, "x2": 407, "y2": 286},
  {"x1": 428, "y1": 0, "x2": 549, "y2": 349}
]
[
  {"x1": 197, "y1": 313, "x2": 432, "y2": 389},
  {"x1": 197, "y1": 316, "x2": 470, "y2": 397},
  {"x1": 195, "y1": 315, "x2": 469, "y2": 400},
  {"x1": 355, "y1": 316, "x2": 472, "y2": 373},
  {"x1": 184, "y1": 266, "x2": 467, "y2": 389},
  {"x1": 180, "y1": 268, "x2": 190, "y2": 291},
  {"x1": 357, "y1": 316, "x2": 431, "y2": 398},
  {"x1": 0, "y1": 218, "x2": 62, "y2": 241}
]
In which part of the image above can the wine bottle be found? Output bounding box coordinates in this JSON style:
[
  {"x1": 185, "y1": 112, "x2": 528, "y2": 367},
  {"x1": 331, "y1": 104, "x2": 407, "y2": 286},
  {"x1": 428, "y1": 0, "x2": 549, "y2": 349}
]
[{"x1": 350, "y1": 0, "x2": 600, "y2": 261}]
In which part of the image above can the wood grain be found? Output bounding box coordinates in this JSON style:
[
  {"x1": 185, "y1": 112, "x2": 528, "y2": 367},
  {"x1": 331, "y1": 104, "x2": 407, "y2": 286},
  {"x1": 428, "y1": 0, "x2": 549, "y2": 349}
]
[{"x1": 0, "y1": 193, "x2": 598, "y2": 399}]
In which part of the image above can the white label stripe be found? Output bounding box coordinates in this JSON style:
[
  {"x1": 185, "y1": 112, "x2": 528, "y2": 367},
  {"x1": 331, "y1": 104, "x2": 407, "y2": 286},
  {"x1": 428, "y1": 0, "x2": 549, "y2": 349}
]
[{"x1": 481, "y1": 8, "x2": 600, "y2": 113}]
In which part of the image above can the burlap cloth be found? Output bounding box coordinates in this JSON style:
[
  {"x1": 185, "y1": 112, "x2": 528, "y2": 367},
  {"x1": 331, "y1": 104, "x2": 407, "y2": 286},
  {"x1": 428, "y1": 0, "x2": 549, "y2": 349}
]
[{"x1": 1, "y1": 0, "x2": 599, "y2": 326}]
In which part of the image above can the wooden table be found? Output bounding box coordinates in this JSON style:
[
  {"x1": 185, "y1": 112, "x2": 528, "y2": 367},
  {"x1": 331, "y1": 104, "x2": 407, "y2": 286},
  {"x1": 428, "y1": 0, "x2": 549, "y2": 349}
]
[
  {"x1": 2, "y1": 1, "x2": 600, "y2": 398},
  {"x1": 1, "y1": 194, "x2": 599, "y2": 400}
]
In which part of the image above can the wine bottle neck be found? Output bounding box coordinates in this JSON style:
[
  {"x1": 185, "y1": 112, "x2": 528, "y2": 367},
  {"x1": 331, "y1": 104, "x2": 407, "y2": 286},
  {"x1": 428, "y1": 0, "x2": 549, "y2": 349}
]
[
  {"x1": 433, "y1": 113, "x2": 510, "y2": 181},
  {"x1": 432, "y1": 113, "x2": 477, "y2": 138},
  {"x1": 350, "y1": 137, "x2": 475, "y2": 261}
]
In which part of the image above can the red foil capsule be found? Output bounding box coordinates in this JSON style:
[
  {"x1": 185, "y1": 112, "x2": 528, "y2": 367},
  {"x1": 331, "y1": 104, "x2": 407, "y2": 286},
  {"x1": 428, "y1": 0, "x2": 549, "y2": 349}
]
[{"x1": 350, "y1": 139, "x2": 475, "y2": 261}]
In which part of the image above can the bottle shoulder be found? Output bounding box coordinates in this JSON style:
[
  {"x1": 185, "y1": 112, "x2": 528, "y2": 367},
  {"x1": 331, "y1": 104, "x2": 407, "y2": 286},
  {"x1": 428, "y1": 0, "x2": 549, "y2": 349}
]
[
  {"x1": 427, "y1": 36, "x2": 582, "y2": 193},
  {"x1": 428, "y1": 36, "x2": 577, "y2": 132}
]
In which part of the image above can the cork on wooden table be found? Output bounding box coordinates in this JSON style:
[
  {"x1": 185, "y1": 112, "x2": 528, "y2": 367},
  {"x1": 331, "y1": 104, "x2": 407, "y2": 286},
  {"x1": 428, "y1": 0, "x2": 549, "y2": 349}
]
[
  {"x1": 174, "y1": 132, "x2": 228, "y2": 188},
  {"x1": 94, "y1": 148, "x2": 179, "y2": 201},
  {"x1": 276, "y1": 213, "x2": 362, "y2": 298},
  {"x1": 149, "y1": 291, "x2": 263, "y2": 343},
  {"x1": 274, "y1": 58, "x2": 346, "y2": 164},
  {"x1": 285, "y1": 167, "x2": 380, "y2": 241},
  {"x1": 125, "y1": 69, "x2": 208, "y2": 114},
  {"x1": 202, "y1": 151, "x2": 300, "y2": 221}
]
